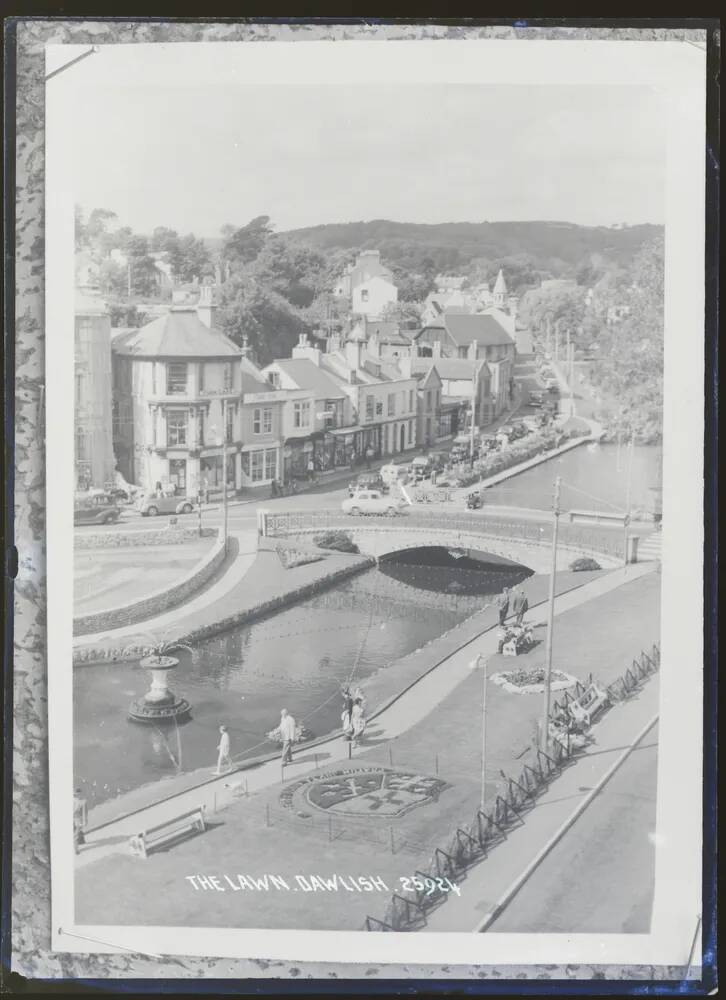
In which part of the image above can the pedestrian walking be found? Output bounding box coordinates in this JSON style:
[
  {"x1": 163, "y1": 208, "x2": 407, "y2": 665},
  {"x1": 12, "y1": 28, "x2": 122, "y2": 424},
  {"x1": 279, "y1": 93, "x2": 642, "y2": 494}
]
[
  {"x1": 307, "y1": 457, "x2": 316, "y2": 482},
  {"x1": 496, "y1": 588, "x2": 510, "y2": 626},
  {"x1": 214, "y1": 725, "x2": 232, "y2": 775},
  {"x1": 73, "y1": 787, "x2": 87, "y2": 854},
  {"x1": 511, "y1": 587, "x2": 528, "y2": 625},
  {"x1": 279, "y1": 708, "x2": 296, "y2": 765},
  {"x1": 341, "y1": 686, "x2": 354, "y2": 717},
  {"x1": 351, "y1": 698, "x2": 367, "y2": 747},
  {"x1": 365, "y1": 446, "x2": 374, "y2": 470}
]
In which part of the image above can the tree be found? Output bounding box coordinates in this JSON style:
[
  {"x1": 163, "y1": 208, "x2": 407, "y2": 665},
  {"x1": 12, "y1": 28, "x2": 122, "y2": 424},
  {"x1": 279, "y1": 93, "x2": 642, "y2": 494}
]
[
  {"x1": 381, "y1": 299, "x2": 423, "y2": 329},
  {"x1": 222, "y1": 215, "x2": 273, "y2": 266}
]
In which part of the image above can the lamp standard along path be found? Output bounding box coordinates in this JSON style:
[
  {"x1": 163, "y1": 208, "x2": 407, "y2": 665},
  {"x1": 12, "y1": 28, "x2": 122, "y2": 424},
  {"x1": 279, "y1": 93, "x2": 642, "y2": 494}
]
[{"x1": 540, "y1": 476, "x2": 562, "y2": 751}]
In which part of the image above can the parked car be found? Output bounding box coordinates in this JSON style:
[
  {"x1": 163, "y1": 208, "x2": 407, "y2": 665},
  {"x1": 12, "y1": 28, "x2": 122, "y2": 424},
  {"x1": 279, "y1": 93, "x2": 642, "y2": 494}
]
[
  {"x1": 74, "y1": 492, "x2": 121, "y2": 526},
  {"x1": 347, "y1": 472, "x2": 386, "y2": 497},
  {"x1": 137, "y1": 494, "x2": 197, "y2": 517},
  {"x1": 341, "y1": 490, "x2": 407, "y2": 516},
  {"x1": 428, "y1": 450, "x2": 448, "y2": 471}
]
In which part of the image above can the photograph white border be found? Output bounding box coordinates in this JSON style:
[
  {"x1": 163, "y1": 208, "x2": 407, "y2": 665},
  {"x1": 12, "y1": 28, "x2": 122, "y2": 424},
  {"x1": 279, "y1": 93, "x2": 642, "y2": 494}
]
[{"x1": 45, "y1": 34, "x2": 706, "y2": 967}]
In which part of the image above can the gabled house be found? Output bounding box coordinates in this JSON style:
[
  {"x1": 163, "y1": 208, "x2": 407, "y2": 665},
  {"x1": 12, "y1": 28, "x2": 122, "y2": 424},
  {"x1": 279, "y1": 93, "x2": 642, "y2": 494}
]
[{"x1": 412, "y1": 311, "x2": 516, "y2": 418}]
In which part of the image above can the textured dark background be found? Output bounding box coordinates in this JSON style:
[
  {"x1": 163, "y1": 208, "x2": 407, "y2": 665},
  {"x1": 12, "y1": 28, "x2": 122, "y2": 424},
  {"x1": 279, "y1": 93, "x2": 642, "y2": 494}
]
[{"x1": 10, "y1": 18, "x2": 702, "y2": 985}]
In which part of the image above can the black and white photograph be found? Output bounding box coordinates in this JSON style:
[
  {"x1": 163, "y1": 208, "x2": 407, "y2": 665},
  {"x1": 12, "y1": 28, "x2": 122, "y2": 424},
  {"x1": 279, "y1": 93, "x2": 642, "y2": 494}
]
[{"x1": 36, "y1": 25, "x2": 707, "y2": 973}]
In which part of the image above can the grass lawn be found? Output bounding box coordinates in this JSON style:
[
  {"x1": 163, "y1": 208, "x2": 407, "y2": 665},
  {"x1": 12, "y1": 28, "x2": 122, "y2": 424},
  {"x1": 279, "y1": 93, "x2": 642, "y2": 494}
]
[
  {"x1": 76, "y1": 571, "x2": 660, "y2": 931},
  {"x1": 74, "y1": 538, "x2": 216, "y2": 614}
]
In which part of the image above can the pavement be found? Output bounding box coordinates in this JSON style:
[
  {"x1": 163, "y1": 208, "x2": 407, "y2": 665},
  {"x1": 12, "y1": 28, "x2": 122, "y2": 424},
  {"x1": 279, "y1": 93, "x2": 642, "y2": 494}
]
[{"x1": 486, "y1": 724, "x2": 659, "y2": 934}]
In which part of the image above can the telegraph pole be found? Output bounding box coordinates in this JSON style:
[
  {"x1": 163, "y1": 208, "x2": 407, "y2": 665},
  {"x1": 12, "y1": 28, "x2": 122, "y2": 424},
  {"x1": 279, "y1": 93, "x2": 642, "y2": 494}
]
[
  {"x1": 469, "y1": 363, "x2": 480, "y2": 464},
  {"x1": 541, "y1": 476, "x2": 562, "y2": 750},
  {"x1": 222, "y1": 397, "x2": 229, "y2": 554},
  {"x1": 623, "y1": 433, "x2": 635, "y2": 566}
]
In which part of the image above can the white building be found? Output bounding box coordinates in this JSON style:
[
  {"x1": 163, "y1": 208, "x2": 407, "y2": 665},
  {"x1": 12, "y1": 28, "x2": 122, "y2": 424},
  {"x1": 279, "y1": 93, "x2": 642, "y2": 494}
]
[
  {"x1": 112, "y1": 285, "x2": 250, "y2": 495},
  {"x1": 351, "y1": 273, "x2": 398, "y2": 319}
]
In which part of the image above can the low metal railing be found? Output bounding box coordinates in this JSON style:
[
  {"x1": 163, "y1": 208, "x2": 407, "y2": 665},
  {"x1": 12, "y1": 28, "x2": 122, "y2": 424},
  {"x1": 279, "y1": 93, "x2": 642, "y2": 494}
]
[{"x1": 262, "y1": 508, "x2": 626, "y2": 560}]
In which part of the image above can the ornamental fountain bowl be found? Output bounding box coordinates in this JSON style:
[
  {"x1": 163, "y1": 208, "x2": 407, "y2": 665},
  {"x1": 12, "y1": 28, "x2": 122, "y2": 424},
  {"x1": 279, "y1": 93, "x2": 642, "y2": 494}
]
[{"x1": 128, "y1": 654, "x2": 192, "y2": 724}]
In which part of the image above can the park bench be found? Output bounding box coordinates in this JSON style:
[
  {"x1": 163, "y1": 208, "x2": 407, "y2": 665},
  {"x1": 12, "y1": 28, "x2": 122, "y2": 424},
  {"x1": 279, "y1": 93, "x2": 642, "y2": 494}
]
[
  {"x1": 567, "y1": 682, "x2": 609, "y2": 728},
  {"x1": 129, "y1": 806, "x2": 206, "y2": 859}
]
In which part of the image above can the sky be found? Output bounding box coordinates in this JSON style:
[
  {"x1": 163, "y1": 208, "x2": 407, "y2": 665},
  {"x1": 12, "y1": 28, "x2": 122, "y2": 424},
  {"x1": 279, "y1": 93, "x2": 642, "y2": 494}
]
[{"x1": 49, "y1": 41, "x2": 666, "y2": 237}]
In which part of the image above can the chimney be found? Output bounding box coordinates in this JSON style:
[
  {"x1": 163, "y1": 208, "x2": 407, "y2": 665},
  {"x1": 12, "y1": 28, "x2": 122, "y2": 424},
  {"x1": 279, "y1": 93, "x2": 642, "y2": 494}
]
[
  {"x1": 292, "y1": 331, "x2": 322, "y2": 366},
  {"x1": 467, "y1": 340, "x2": 478, "y2": 361},
  {"x1": 197, "y1": 282, "x2": 216, "y2": 328}
]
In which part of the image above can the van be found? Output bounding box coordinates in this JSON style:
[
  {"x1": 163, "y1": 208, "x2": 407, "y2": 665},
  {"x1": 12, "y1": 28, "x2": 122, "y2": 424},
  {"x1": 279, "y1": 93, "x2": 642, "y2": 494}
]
[{"x1": 381, "y1": 464, "x2": 411, "y2": 487}]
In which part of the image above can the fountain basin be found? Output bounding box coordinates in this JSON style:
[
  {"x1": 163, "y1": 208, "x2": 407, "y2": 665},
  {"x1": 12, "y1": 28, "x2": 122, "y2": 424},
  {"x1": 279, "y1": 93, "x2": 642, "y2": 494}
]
[{"x1": 128, "y1": 654, "x2": 192, "y2": 723}]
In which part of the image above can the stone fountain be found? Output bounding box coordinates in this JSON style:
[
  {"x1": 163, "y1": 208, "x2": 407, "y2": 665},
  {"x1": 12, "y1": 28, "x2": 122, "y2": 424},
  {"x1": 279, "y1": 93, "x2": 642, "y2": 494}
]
[{"x1": 128, "y1": 654, "x2": 192, "y2": 723}]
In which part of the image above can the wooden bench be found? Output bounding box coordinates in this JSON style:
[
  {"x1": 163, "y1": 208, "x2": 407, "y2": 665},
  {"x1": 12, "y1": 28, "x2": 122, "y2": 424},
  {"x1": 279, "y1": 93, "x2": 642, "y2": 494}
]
[
  {"x1": 129, "y1": 806, "x2": 206, "y2": 859},
  {"x1": 568, "y1": 683, "x2": 609, "y2": 728}
]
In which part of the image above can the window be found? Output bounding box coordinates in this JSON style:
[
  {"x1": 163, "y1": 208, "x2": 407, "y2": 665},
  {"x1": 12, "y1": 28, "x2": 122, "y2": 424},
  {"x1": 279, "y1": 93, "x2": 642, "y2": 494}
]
[
  {"x1": 253, "y1": 408, "x2": 273, "y2": 434},
  {"x1": 360, "y1": 289, "x2": 369, "y2": 302},
  {"x1": 151, "y1": 363, "x2": 157, "y2": 395},
  {"x1": 198, "y1": 363, "x2": 205, "y2": 393},
  {"x1": 409, "y1": 419, "x2": 414, "y2": 443},
  {"x1": 426, "y1": 390, "x2": 432, "y2": 409},
  {"x1": 167, "y1": 411, "x2": 187, "y2": 447},
  {"x1": 250, "y1": 450, "x2": 264, "y2": 482},
  {"x1": 166, "y1": 363, "x2": 187, "y2": 395},
  {"x1": 387, "y1": 393, "x2": 396, "y2": 417},
  {"x1": 75, "y1": 371, "x2": 84, "y2": 403},
  {"x1": 375, "y1": 400, "x2": 383, "y2": 416},
  {"x1": 293, "y1": 401, "x2": 311, "y2": 428},
  {"x1": 223, "y1": 363, "x2": 233, "y2": 391},
  {"x1": 365, "y1": 395, "x2": 374, "y2": 421},
  {"x1": 226, "y1": 403, "x2": 234, "y2": 443},
  {"x1": 264, "y1": 448, "x2": 278, "y2": 480},
  {"x1": 268, "y1": 371, "x2": 280, "y2": 388},
  {"x1": 226, "y1": 453, "x2": 236, "y2": 485},
  {"x1": 409, "y1": 389, "x2": 414, "y2": 411},
  {"x1": 198, "y1": 409, "x2": 205, "y2": 447}
]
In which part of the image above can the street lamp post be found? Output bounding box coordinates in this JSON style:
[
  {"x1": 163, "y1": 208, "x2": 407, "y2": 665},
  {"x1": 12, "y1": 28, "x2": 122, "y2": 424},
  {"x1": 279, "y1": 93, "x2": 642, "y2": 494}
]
[
  {"x1": 623, "y1": 433, "x2": 635, "y2": 566},
  {"x1": 541, "y1": 476, "x2": 562, "y2": 751}
]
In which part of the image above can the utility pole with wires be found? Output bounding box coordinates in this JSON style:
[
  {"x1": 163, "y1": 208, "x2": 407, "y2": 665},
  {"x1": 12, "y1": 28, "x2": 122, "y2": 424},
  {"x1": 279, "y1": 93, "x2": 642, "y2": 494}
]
[
  {"x1": 540, "y1": 476, "x2": 562, "y2": 750},
  {"x1": 623, "y1": 433, "x2": 635, "y2": 566},
  {"x1": 469, "y1": 362, "x2": 480, "y2": 465}
]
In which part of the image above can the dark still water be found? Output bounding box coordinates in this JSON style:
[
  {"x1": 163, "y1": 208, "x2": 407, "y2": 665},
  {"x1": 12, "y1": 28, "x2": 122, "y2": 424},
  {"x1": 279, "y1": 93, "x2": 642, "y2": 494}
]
[{"x1": 74, "y1": 554, "x2": 531, "y2": 807}]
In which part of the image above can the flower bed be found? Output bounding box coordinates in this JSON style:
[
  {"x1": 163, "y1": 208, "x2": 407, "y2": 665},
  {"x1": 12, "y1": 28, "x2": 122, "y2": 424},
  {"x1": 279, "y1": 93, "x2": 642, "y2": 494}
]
[
  {"x1": 314, "y1": 530, "x2": 360, "y2": 554},
  {"x1": 570, "y1": 556, "x2": 602, "y2": 572},
  {"x1": 491, "y1": 665, "x2": 580, "y2": 695},
  {"x1": 275, "y1": 545, "x2": 325, "y2": 569}
]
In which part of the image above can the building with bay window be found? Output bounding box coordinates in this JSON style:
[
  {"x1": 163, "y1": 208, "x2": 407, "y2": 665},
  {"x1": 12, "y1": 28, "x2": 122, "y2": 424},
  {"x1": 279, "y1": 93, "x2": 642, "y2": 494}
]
[{"x1": 112, "y1": 286, "x2": 245, "y2": 496}]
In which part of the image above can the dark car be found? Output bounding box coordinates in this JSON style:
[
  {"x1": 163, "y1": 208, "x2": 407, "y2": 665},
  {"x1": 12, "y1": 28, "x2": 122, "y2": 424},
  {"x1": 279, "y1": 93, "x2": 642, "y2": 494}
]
[
  {"x1": 74, "y1": 492, "x2": 121, "y2": 526},
  {"x1": 348, "y1": 472, "x2": 386, "y2": 497}
]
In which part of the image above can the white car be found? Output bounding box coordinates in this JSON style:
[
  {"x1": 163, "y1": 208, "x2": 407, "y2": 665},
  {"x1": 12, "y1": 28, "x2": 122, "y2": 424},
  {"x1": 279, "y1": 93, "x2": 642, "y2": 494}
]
[{"x1": 341, "y1": 490, "x2": 407, "y2": 517}]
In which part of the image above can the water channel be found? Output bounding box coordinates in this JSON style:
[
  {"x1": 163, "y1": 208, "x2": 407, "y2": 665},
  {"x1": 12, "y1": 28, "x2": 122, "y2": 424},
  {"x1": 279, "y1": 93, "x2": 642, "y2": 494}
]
[
  {"x1": 74, "y1": 553, "x2": 531, "y2": 807},
  {"x1": 74, "y1": 442, "x2": 661, "y2": 808}
]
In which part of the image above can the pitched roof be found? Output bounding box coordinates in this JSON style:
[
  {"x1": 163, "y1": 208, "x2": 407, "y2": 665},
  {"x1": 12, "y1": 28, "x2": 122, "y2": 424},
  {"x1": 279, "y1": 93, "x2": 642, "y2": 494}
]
[
  {"x1": 239, "y1": 356, "x2": 274, "y2": 395},
  {"x1": 112, "y1": 308, "x2": 241, "y2": 359},
  {"x1": 409, "y1": 356, "x2": 490, "y2": 380},
  {"x1": 268, "y1": 358, "x2": 347, "y2": 399},
  {"x1": 417, "y1": 313, "x2": 515, "y2": 348}
]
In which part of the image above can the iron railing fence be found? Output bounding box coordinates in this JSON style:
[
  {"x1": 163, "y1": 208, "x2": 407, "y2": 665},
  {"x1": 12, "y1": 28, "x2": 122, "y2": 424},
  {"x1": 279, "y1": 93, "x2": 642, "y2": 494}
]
[
  {"x1": 261, "y1": 509, "x2": 626, "y2": 561},
  {"x1": 363, "y1": 643, "x2": 660, "y2": 931}
]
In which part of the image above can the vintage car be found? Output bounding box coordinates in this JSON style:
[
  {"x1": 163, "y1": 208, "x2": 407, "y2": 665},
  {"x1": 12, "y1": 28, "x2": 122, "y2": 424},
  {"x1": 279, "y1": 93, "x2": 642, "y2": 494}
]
[
  {"x1": 137, "y1": 493, "x2": 197, "y2": 517},
  {"x1": 74, "y1": 492, "x2": 121, "y2": 526},
  {"x1": 341, "y1": 490, "x2": 407, "y2": 517}
]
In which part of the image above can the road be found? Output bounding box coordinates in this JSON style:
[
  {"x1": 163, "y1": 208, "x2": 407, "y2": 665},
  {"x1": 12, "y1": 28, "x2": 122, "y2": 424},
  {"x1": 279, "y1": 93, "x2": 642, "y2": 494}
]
[{"x1": 486, "y1": 724, "x2": 659, "y2": 934}]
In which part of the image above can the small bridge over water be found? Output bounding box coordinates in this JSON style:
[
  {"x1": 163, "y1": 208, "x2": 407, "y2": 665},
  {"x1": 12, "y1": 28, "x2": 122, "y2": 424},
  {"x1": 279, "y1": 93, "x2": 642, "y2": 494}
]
[{"x1": 259, "y1": 508, "x2": 627, "y2": 574}]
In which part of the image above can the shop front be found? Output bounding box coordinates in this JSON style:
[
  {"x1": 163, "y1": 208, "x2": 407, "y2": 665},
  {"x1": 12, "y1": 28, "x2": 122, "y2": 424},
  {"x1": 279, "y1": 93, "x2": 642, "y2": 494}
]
[
  {"x1": 241, "y1": 444, "x2": 280, "y2": 487},
  {"x1": 323, "y1": 425, "x2": 382, "y2": 469},
  {"x1": 282, "y1": 435, "x2": 323, "y2": 481}
]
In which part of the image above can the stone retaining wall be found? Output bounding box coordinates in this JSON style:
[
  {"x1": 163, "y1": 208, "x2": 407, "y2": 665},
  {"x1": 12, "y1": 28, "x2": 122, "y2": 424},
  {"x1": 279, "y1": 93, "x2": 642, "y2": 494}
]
[
  {"x1": 73, "y1": 530, "x2": 226, "y2": 636},
  {"x1": 73, "y1": 553, "x2": 374, "y2": 663},
  {"x1": 75, "y1": 525, "x2": 216, "y2": 548}
]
